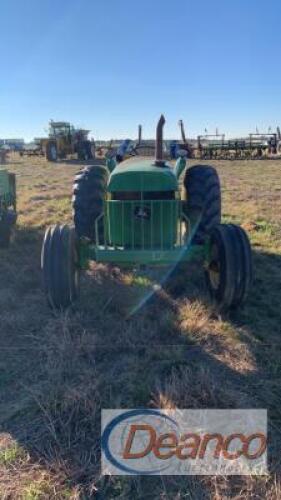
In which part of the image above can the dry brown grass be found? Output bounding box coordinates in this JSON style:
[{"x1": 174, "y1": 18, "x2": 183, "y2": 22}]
[{"x1": 0, "y1": 154, "x2": 280, "y2": 498}]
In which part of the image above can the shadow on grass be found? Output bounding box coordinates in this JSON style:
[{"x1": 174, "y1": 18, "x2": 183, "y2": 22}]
[
  {"x1": 56, "y1": 158, "x2": 107, "y2": 167},
  {"x1": 0, "y1": 227, "x2": 280, "y2": 498}
]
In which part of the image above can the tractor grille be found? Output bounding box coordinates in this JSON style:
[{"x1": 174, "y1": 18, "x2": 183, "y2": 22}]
[{"x1": 95, "y1": 199, "x2": 189, "y2": 250}]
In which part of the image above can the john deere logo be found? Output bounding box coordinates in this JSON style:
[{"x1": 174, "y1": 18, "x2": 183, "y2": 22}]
[{"x1": 134, "y1": 206, "x2": 151, "y2": 220}]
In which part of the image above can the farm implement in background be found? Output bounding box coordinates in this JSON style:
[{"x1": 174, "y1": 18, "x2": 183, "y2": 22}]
[
  {"x1": 0, "y1": 169, "x2": 17, "y2": 247},
  {"x1": 40, "y1": 121, "x2": 94, "y2": 162},
  {"x1": 133, "y1": 124, "x2": 157, "y2": 157},
  {"x1": 20, "y1": 139, "x2": 45, "y2": 158},
  {"x1": 42, "y1": 115, "x2": 252, "y2": 312},
  {"x1": 170, "y1": 120, "x2": 194, "y2": 159},
  {"x1": 104, "y1": 125, "x2": 157, "y2": 162},
  {"x1": 196, "y1": 130, "x2": 280, "y2": 160},
  {"x1": 0, "y1": 147, "x2": 9, "y2": 165}
]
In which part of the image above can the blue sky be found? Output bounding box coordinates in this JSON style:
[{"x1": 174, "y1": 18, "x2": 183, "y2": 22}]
[{"x1": 0, "y1": 0, "x2": 280, "y2": 141}]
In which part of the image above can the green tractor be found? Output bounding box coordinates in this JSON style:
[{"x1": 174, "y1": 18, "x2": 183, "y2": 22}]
[
  {"x1": 41, "y1": 116, "x2": 252, "y2": 311},
  {"x1": 0, "y1": 169, "x2": 17, "y2": 248}
]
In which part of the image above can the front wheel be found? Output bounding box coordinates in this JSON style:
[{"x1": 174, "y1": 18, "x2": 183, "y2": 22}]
[
  {"x1": 41, "y1": 225, "x2": 80, "y2": 309},
  {"x1": 205, "y1": 224, "x2": 253, "y2": 311}
]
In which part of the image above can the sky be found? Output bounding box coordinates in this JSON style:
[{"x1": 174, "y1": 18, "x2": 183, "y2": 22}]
[{"x1": 0, "y1": 0, "x2": 281, "y2": 141}]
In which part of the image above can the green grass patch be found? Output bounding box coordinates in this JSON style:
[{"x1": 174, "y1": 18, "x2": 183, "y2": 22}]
[{"x1": 0, "y1": 444, "x2": 26, "y2": 466}]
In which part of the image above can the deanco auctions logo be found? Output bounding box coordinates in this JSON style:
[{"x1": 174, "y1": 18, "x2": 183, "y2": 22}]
[{"x1": 101, "y1": 409, "x2": 267, "y2": 476}]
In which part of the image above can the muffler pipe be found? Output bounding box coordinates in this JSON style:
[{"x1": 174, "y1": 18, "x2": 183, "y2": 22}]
[
  {"x1": 138, "y1": 124, "x2": 142, "y2": 145},
  {"x1": 179, "y1": 119, "x2": 186, "y2": 144},
  {"x1": 155, "y1": 114, "x2": 166, "y2": 166}
]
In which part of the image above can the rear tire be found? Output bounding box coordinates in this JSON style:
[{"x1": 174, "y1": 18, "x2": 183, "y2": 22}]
[
  {"x1": 0, "y1": 215, "x2": 12, "y2": 248},
  {"x1": 8, "y1": 173, "x2": 16, "y2": 203},
  {"x1": 0, "y1": 210, "x2": 17, "y2": 248},
  {"x1": 46, "y1": 141, "x2": 58, "y2": 162},
  {"x1": 205, "y1": 224, "x2": 253, "y2": 311},
  {"x1": 183, "y1": 164, "x2": 221, "y2": 243},
  {"x1": 72, "y1": 165, "x2": 109, "y2": 242},
  {"x1": 58, "y1": 149, "x2": 67, "y2": 160},
  {"x1": 41, "y1": 224, "x2": 80, "y2": 309},
  {"x1": 77, "y1": 140, "x2": 93, "y2": 161}
]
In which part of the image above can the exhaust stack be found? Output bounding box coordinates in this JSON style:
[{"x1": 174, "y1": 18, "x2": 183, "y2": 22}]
[
  {"x1": 179, "y1": 119, "x2": 186, "y2": 144},
  {"x1": 138, "y1": 125, "x2": 142, "y2": 145},
  {"x1": 155, "y1": 114, "x2": 166, "y2": 166}
]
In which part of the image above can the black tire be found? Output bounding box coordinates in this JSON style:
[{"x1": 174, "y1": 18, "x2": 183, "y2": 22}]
[
  {"x1": 41, "y1": 225, "x2": 80, "y2": 309},
  {"x1": 8, "y1": 173, "x2": 16, "y2": 205},
  {"x1": 46, "y1": 141, "x2": 58, "y2": 162},
  {"x1": 0, "y1": 213, "x2": 11, "y2": 248},
  {"x1": 182, "y1": 165, "x2": 221, "y2": 243},
  {"x1": 0, "y1": 210, "x2": 17, "y2": 248},
  {"x1": 58, "y1": 149, "x2": 67, "y2": 160},
  {"x1": 227, "y1": 224, "x2": 253, "y2": 308},
  {"x1": 72, "y1": 165, "x2": 109, "y2": 242},
  {"x1": 77, "y1": 140, "x2": 93, "y2": 161},
  {"x1": 205, "y1": 224, "x2": 252, "y2": 311}
]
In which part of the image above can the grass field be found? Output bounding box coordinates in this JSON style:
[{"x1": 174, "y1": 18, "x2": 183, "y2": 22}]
[{"x1": 0, "y1": 155, "x2": 281, "y2": 499}]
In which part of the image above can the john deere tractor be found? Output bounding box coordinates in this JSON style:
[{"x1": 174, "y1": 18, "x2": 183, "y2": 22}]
[
  {"x1": 41, "y1": 116, "x2": 252, "y2": 311},
  {"x1": 42, "y1": 121, "x2": 94, "y2": 162},
  {"x1": 0, "y1": 169, "x2": 17, "y2": 247}
]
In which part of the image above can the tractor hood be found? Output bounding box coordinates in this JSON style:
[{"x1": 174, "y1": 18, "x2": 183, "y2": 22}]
[{"x1": 108, "y1": 158, "x2": 177, "y2": 192}]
